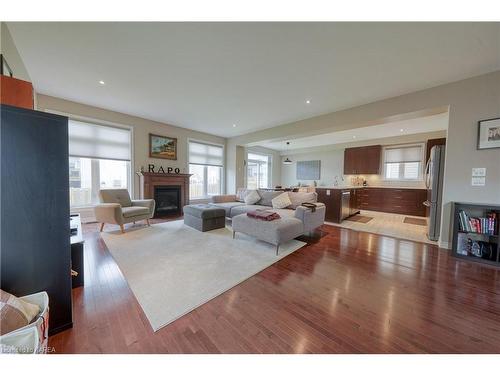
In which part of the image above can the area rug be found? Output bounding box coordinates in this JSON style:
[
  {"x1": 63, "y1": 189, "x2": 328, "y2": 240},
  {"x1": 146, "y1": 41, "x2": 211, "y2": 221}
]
[
  {"x1": 100, "y1": 220, "x2": 306, "y2": 331},
  {"x1": 403, "y1": 217, "x2": 427, "y2": 226},
  {"x1": 345, "y1": 215, "x2": 373, "y2": 223}
]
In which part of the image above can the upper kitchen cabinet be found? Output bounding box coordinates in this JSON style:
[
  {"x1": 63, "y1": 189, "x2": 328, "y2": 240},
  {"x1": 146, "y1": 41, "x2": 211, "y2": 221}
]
[{"x1": 343, "y1": 145, "x2": 381, "y2": 174}]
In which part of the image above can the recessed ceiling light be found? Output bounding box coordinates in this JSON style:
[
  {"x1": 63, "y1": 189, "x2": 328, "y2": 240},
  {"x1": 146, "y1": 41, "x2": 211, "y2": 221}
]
[
  {"x1": 232, "y1": 124, "x2": 236, "y2": 128},
  {"x1": 352, "y1": 135, "x2": 356, "y2": 139},
  {"x1": 99, "y1": 80, "x2": 105, "y2": 85},
  {"x1": 306, "y1": 100, "x2": 311, "y2": 104},
  {"x1": 400, "y1": 128, "x2": 404, "y2": 132}
]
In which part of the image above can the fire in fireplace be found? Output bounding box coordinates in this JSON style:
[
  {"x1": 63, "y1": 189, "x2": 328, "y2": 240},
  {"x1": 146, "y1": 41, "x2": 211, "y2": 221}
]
[{"x1": 153, "y1": 185, "x2": 181, "y2": 217}]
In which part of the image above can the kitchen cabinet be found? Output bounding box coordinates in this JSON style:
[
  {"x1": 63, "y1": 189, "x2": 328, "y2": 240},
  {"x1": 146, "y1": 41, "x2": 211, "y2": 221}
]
[
  {"x1": 316, "y1": 188, "x2": 360, "y2": 223},
  {"x1": 356, "y1": 187, "x2": 427, "y2": 217},
  {"x1": 343, "y1": 145, "x2": 381, "y2": 174},
  {"x1": 317, "y1": 187, "x2": 428, "y2": 223}
]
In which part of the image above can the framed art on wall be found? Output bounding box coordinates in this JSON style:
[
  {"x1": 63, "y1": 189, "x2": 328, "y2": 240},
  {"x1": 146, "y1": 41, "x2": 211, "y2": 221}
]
[
  {"x1": 477, "y1": 118, "x2": 500, "y2": 150},
  {"x1": 149, "y1": 133, "x2": 177, "y2": 160}
]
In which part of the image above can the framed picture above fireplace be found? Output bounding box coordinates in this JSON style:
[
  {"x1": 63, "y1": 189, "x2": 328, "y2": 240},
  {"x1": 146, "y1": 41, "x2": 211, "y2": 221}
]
[{"x1": 149, "y1": 133, "x2": 178, "y2": 160}]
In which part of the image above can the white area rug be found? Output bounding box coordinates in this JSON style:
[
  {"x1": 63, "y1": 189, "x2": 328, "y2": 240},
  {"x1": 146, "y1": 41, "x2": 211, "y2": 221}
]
[{"x1": 101, "y1": 220, "x2": 306, "y2": 331}]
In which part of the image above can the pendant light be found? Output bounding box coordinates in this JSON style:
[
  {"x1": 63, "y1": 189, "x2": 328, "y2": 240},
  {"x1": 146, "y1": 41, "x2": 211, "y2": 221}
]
[{"x1": 283, "y1": 141, "x2": 292, "y2": 165}]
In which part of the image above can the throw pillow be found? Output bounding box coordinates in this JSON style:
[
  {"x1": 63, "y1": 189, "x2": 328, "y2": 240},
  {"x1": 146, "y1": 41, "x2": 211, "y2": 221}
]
[
  {"x1": 288, "y1": 192, "x2": 317, "y2": 209},
  {"x1": 243, "y1": 190, "x2": 261, "y2": 205},
  {"x1": 236, "y1": 188, "x2": 249, "y2": 202},
  {"x1": 257, "y1": 190, "x2": 282, "y2": 206},
  {"x1": 0, "y1": 289, "x2": 40, "y2": 335},
  {"x1": 271, "y1": 192, "x2": 292, "y2": 209}
]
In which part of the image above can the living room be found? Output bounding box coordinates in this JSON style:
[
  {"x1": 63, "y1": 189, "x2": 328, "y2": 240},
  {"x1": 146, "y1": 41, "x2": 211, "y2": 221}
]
[{"x1": 1, "y1": 2, "x2": 500, "y2": 373}]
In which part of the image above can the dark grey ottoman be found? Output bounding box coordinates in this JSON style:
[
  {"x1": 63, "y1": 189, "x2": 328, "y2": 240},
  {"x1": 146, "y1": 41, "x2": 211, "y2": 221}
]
[{"x1": 183, "y1": 204, "x2": 226, "y2": 232}]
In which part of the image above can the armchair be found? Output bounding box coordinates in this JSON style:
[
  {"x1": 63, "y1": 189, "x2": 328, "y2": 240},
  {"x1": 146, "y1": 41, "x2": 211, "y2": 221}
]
[{"x1": 94, "y1": 189, "x2": 155, "y2": 233}]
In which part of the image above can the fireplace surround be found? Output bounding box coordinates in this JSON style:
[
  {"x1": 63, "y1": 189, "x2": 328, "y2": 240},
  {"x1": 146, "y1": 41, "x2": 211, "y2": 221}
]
[{"x1": 139, "y1": 172, "x2": 191, "y2": 218}]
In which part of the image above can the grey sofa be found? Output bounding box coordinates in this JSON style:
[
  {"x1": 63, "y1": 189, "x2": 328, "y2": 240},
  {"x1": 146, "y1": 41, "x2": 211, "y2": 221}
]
[
  {"x1": 94, "y1": 189, "x2": 155, "y2": 233},
  {"x1": 210, "y1": 189, "x2": 325, "y2": 253}
]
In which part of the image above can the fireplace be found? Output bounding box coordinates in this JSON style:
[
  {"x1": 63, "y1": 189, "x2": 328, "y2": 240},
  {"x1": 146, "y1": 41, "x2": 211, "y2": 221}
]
[
  {"x1": 139, "y1": 172, "x2": 191, "y2": 219},
  {"x1": 154, "y1": 185, "x2": 181, "y2": 217}
]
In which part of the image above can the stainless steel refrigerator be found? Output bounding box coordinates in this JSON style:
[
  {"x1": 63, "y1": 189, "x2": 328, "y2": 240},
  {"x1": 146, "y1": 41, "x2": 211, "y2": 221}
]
[{"x1": 424, "y1": 145, "x2": 446, "y2": 241}]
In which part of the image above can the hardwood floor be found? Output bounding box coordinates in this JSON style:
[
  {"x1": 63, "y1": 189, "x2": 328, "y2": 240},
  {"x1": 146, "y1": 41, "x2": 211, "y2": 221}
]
[{"x1": 50, "y1": 219, "x2": 500, "y2": 353}]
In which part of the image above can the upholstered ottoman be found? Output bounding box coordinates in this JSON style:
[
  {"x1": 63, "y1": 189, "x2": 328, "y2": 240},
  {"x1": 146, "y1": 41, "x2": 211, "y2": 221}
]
[
  {"x1": 183, "y1": 204, "x2": 226, "y2": 232},
  {"x1": 231, "y1": 213, "x2": 304, "y2": 255}
]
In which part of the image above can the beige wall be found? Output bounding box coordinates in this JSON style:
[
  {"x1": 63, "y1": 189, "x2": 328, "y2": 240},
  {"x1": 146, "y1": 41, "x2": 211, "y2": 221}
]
[
  {"x1": 280, "y1": 130, "x2": 447, "y2": 188},
  {"x1": 227, "y1": 71, "x2": 500, "y2": 248},
  {"x1": 0, "y1": 22, "x2": 31, "y2": 82},
  {"x1": 36, "y1": 94, "x2": 226, "y2": 200}
]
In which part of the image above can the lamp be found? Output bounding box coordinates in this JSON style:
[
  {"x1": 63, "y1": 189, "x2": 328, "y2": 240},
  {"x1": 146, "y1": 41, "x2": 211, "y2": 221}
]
[{"x1": 283, "y1": 142, "x2": 292, "y2": 164}]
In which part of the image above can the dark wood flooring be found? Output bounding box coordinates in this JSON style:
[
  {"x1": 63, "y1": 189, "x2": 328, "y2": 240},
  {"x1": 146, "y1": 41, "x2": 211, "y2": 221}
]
[{"x1": 49, "y1": 219, "x2": 500, "y2": 353}]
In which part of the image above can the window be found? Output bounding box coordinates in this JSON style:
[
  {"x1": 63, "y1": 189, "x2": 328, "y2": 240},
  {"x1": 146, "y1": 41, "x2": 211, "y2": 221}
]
[
  {"x1": 189, "y1": 141, "x2": 224, "y2": 199},
  {"x1": 247, "y1": 152, "x2": 271, "y2": 189},
  {"x1": 68, "y1": 119, "x2": 131, "y2": 207},
  {"x1": 383, "y1": 144, "x2": 424, "y2": 180}
]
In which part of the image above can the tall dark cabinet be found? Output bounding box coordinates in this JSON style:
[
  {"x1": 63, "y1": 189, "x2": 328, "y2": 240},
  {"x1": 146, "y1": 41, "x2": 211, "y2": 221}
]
[{"x1": 1, "y1": 104, "x2": 72, "y2": 335}]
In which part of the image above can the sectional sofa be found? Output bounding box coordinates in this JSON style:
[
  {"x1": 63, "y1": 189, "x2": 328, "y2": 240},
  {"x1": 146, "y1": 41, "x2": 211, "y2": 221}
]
[{"x1": 209, "y1": 189, "x2": 326, "y2": 253}]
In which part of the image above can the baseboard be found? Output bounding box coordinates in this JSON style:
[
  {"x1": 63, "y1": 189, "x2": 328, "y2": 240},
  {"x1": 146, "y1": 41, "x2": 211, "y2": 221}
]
[{"x1": 439, "y1": 240, "x2": 451, "y2": 249}]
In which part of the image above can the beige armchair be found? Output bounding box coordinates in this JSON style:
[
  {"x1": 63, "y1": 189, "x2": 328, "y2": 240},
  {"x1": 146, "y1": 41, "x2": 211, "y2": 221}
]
[{"x1": 94, "y1": 189, "x2": 155, "y2": 233}]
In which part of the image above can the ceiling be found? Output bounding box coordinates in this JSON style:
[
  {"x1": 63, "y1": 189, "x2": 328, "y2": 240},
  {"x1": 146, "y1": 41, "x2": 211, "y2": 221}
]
[
  {"x1": 7, "y1": 22, "x2": 500, "y2": 138},
  {"x1": 255, "y1": 112, "x2": 449, "y2": 152}
]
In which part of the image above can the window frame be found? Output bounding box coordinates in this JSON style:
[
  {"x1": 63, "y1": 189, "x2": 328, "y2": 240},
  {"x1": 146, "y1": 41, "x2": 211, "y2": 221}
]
[
  {"x1": 188, "y1": 138, "x2": 225, "y2": 200},
  {"x1": 382, "y1": 143, "x2": 425, "y2": 181},
  {"x1": 246, "y1": 151, "x2": 273, "y2": 189},
  {"x1": 45, "y1": 109, "x2": 135, "y2": 201},
  {"x1": 69, "y1": 157, "x2": 132, "y2": 208}
]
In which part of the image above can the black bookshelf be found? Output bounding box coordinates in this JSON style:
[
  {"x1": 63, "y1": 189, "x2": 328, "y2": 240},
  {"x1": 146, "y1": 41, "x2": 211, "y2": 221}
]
[{"x1": 452, "y1": 202, "x2": 500, "y2": 267}]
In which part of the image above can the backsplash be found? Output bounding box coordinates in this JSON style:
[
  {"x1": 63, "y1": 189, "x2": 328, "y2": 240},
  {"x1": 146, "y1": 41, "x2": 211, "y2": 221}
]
[{"x1": 345, "y1": 174, "x2": 426, "y2": 188}]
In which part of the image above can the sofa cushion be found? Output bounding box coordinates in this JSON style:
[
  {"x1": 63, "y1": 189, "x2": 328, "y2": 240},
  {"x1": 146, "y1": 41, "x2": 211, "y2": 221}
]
[
  {"x1": 99, "y1": 189, "x2": 132, "y2": 207},
  {"x1": 121, "y1": 206, "x2": 150, "y2": 218},
  {"x1": 236, "y1": 188, "x2": 250, "y2": 202},
  {"x1": 244, "y1": 190, "x2": 261, "y2": 205},
  {"x1": 271, "y1": 192, "x2": 292, "y2": 209},
  {"x1": 257, "y1": 190, "x2": 282, "y2": 206},
  {"x1": 287, "y1": 192, "x2": 318, "y2": 209},
  {"x1": 0, "y1": 289, "x2": 40, "y2": 335},
  {"x1": 208, "y1": 202, "x2": 245, "y2": 216}
]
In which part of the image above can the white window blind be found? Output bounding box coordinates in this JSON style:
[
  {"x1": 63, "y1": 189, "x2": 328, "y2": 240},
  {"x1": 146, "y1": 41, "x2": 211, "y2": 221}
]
[
  {"x1": 383, "y1": 144, "x2": 423, "y2": 180},
  {"x1": 68, "y1": 119, "x2": 131, "y2": 161},
  {"x1": 189, "y1": 141, "x2": 224, "y2": 167},
  {"x1": 384, "y1": 145, "x2": 422, "y2": 163}
]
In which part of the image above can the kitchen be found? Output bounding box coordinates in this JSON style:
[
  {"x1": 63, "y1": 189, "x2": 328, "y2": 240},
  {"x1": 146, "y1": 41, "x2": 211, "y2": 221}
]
[{"x1": 275, "y1": 114, "x2": 449, "y2": 244}]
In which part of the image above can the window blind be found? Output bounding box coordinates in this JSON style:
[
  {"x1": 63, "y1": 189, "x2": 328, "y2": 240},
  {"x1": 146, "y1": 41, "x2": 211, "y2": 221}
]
[
  {"x1": 189, "y1": 141, "x2": 224, "y2": 167},
  {"x1": 68, "y1": 120, "x2": 131, "y2": 161},
  {"x1": 384, "y1": 145, "x2": 422, "y2": 163}
]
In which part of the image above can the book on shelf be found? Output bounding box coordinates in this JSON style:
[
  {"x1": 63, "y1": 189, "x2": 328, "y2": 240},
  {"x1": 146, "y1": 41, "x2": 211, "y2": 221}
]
[{"x1": 457, "y1": 210, "x2": 497, "y2": 235}]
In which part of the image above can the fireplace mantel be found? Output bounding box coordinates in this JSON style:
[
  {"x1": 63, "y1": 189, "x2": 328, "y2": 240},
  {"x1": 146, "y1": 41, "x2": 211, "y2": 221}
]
[{"x1": 139, "y1": 172, "x2": 192, "y2": 214}]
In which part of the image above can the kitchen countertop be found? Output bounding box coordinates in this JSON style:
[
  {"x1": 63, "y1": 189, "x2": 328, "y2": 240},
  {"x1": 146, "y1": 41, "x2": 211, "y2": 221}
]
[{"x1": 316, "y1": 185, "x2": 427, "y2": 190}]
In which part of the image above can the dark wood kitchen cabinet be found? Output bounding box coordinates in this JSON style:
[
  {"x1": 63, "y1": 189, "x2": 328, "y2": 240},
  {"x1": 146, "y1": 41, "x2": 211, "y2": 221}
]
[
  {"x1": 343, "y1": 145, "x2": 381, "y2": 175},
  {"x1": 316, "y1": 188, "x2": 360, "y2": 223},
  {"x1": 356, "y1": 187, "x2": 427, "y2": 217}
]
